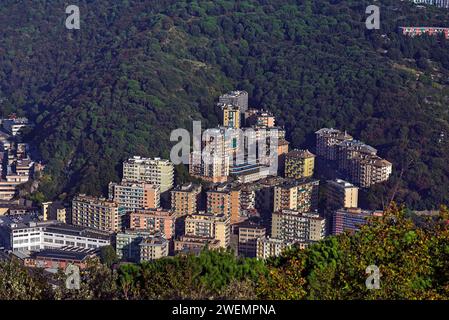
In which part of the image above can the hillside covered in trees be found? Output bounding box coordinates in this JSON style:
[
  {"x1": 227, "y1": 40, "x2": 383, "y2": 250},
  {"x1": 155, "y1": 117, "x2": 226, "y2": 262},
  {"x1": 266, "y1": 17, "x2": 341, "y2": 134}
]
[
  {"x1": 1, "y1": 204, "x2": 449, "y2": 299},
  {"x1": 2, "y1": 0, "x2": 449, "y2": 209}
]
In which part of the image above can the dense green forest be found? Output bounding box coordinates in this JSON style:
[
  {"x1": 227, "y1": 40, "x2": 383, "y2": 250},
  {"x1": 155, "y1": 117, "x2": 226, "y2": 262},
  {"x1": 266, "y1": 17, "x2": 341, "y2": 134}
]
[
  {"x1": 2, "y1": 0, "x2": 449, "y2": 209},
  {"x1": 2, "y1": 204, "x2": 449, "y2": 299}
]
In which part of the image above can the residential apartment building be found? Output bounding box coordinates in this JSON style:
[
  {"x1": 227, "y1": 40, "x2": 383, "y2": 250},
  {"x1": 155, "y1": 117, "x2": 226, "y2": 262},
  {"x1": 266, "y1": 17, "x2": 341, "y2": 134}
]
[
  {"x1": 221, "y1": 104, "x2": 241, "y2": 128},
  {"x1": 273, "y1": 179, "x2": 319, "y2": 213},
  {"x1": 174, "y1": 235, "x2": 221, "y2": 254},
  {"x1": 139, "y1": 235, "x2": 169, "y2": 262},
  {"x1": 256, "y1": 237, "x2": 294, "y2": 259},
  {"x1": 115, "y1": 229, "x2": 155, "y2": 262},
  {"x1": 326, "y1": 179, "x2": 359, "y2": 210},
  {"x1": 185, "y1": 213, "x2": 230, "y2": 248},
  {"x1": 108, "y1": 181, "x2": 160, "y2": 212},
  {"x1": 72, "y1": 195, "x2": 124, "y2": 232},
  {"x1": 349, "y1": 154, "x2": 393, "y2": 188},
  {"x1": 315, "y1": 128, "x2": 353, "y2": 160},
  {"x1": 332, "y1": 208, "x2": 383, "y2": 235},
  {"x1": 284, "y1": 149, "x2": 315, "y2": 179},
  {"x1": 271, "y1": 210, "x2": 325, "y2": 243},
  {"x1": 237, "y1": 221, "x2": 266, "y2": 258},
  {"x1": 122, "y1": 156, "x2": 174, "y2": 193},
  {"x1": 337, "y1": 140, "x2": 377, "y2": 173},
  {"x1": 129, "y1": 208, "x2": 177, "y2": 239},
  {"x1": 206, "y1": 184, "x2": 240, "y2": 223},
  {"x1": 170, "y1": 183, "x2": 201, "y2": 216}
]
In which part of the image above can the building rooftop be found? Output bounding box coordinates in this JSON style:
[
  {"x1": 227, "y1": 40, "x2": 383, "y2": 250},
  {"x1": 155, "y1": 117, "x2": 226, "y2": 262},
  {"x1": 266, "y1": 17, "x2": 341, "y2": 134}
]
[
  {"x1": 286, "y1": 149, "x2": 316, "y2": 159},
  {"x1": 327, "y1": 179, "x2": 358, "y2": 189},
  {"x1": 315, "y1": 128, "x2": 353, "y2": 140},
  {"x1": 30, "y1": 246, "x2": 99, "y2": 262}
]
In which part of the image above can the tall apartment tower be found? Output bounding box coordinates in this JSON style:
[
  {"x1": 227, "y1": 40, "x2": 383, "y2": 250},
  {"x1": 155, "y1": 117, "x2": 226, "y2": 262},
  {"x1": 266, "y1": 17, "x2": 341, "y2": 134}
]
[
  {"x1": 108, "y1": 181, "x2": 160, "y2": 212},
  {"x1": 206, "y1": 184, "x2": 240, "y2": 223},
  {"x1": 271, "y1": 210, "x2": 326, "y2": 243},
  {"x1": 284, "y1": 149, "x2": 316, "y2": 179},
  {"x1": 122, "y1": 157, "x2": 174, "y2": 193},
  {"x1": 72, "y1": 195, "x2": 124, "y2": 232},
  {"x1": 326, "y1": 179, "x2": 359, "y2": 210},
  {"x1": 185, "y1": 213, "x2": 231, "y2": 248},
  {"x1": 315, "y1": 128, "x2": 353, "y2": 160},
  {"x1": 273, "y1": 179, "x2": 319, "y2": 213},
  {"x1": 219, "y1": 90, "x2": 249, "y2": 114},
  {"x1": 189, "y1": 128, "x2": 231, "y2": 183},
  {"x1": 170, "y1": 183, "x2": 202, "y2": 216}
]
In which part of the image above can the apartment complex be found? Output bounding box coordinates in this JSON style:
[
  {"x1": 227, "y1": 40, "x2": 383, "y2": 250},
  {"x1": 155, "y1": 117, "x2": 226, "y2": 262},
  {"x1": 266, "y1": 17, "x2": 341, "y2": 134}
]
[
  {"x1": 72, "y1": 195, "x2": 124, "y2": 232},
  {"x1": 206, "y1": 184, "x2": 240, "y2": 223},
  {"x1": 221, "y1": 104, "x2": 241, "y2": 129},
  {"x1": 108, "y1": 181, "x2": 160, "y2": 211},
  {"x1": 273, "y1": 179, "x2": 319, "y2": 213},
  {"x1": 326, "y1": 179, "x2": 359, "y2": 210},
  {"x1": 174, "y1": 235, "x2": 221, "y2": 254},
  {"x1": 349, "y1": 154, "x2": 393, "y2": 188},
  {"x1": 237, "y1": 221, "x2": 266, "y2": 258},
  {"x1": 115, "y1": 229, "x2": 155, "y2": 262},
  {"x1": 316, "y1": 128, "x2": 392, "y2": 188},
  {"x1": 256, "y1": 237, "x2": 294, "y2": 259},
  {"x1": 271, "y1": 210, "x2": 325, "y2": 243},
  {"x1": 129, "y1": 208, "x2": 177, "y2": 239},
  {"x1": 315, "y1": 128, "x2": 353, "y2": 160},
  {"x1": 139, "y1": 235, "x2": 169, "y2": 261},
  {"x1": 170, "y1": 183, "x2": 201, "y2": 216},
  {"x1": 332, "y1": 208, "x2": 383, "y2": 235},
  {"x1": 184, "y1": 213, "x2": 230, "y2": 248},
  {"x1": 284, "y1": 149, "x2": 315, "y2": 179},
  {"x1": 122, "y1": 157, "x2": 174, "y2": 193}
]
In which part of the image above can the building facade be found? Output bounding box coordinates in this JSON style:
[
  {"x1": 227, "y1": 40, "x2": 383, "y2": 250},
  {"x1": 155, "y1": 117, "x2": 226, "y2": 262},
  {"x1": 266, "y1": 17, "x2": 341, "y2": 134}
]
[
  {"x1": 72, "y1": 195, "x2": 124, "y2": 232},
  {"x1": 284, "y1": 149, "x2": 315, "y2": 179},
  {"x1": 108, "y1": 181, "x2": 160, "y2": 212},
  {"x1": 122, "y1": 157, "x2": 174, "y2": 193}
]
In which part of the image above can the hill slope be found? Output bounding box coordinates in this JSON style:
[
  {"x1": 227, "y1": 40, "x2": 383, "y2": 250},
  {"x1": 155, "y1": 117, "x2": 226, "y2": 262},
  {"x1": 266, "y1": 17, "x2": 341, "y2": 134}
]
[{"x1": 1, "y1": 0, "x2": 449, "y2": 209}]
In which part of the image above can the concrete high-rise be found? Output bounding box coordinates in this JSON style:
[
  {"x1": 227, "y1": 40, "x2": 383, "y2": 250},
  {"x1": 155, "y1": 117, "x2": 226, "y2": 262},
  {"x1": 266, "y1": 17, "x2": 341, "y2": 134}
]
[{"x1": 122, "y1": 157, "x2": 174, "y2": 193}]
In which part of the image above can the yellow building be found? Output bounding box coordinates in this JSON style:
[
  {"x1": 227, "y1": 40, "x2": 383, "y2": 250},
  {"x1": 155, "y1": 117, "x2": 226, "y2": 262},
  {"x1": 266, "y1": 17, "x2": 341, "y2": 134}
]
[
  {"x1": 170, "y1": 183, "x2": 201, "y2": 216},
  {"x1": 185, "y1": 213, "x2": 230, "y2": 248},
  {"x1": 273, "y1": 179, "x2": 319, "y2": 213},
  {"x1": 221, "y1": 104, "x2": 241, "y2": 128},
  {"x1": 326, "y1": 179, "x2": 359, "y2": 209},
  {"x1": 284, "y1": 149, "x2": 315, "y2": 179}
]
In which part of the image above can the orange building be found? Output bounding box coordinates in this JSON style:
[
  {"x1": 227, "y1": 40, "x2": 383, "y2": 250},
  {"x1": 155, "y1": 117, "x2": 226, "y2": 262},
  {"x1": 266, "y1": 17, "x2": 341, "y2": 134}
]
[
  {"x1": 129, "y1": 208, "x2": 178, "y2": 239},
  {"x1": 206, "y1": 184, "x2": 240, "y2": 223}
]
